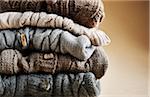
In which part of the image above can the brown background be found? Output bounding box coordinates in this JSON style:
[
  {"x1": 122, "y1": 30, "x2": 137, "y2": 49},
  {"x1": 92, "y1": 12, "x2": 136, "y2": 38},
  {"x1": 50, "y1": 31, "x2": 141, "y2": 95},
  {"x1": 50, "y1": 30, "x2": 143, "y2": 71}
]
[{"x1": 99, "y1": 1, "x2": 149, "y2": 97}]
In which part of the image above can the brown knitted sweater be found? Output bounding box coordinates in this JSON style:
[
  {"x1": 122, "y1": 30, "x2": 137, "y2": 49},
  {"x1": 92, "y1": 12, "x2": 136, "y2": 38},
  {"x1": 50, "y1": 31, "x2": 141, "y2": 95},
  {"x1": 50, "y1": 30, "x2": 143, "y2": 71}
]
[
  {"x1": 0, "y1": 0, "x2": 105, "y2": 28},
  {"x1": 0, "y1": 47, "x2": 108, "y2": 79}
]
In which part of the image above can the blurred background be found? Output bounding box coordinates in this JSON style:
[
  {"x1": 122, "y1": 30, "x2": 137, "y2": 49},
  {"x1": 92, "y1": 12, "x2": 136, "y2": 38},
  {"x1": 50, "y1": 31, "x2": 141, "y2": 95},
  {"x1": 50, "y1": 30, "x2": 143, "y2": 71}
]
[{"x1": 99, "y1": 1, "x2": 149, "y2": 97}]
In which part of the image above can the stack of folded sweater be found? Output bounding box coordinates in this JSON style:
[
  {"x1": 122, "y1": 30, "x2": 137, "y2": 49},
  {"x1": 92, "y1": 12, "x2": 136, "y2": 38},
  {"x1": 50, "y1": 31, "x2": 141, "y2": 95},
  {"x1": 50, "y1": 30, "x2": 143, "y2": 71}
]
[{"x1": 0, "y1": 0, "x2": 111, "y2": 97}]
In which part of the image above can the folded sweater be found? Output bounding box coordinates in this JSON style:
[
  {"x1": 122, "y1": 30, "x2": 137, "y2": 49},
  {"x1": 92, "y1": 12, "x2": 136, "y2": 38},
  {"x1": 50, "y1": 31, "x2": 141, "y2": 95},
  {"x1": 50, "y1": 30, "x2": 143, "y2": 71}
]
[
  {"x1": 0, "y1": 0, "x2": 105, "y2": 28},
  {"x1": 0, "y1": 72, "x2": 100, "y2": 97},
  {"x1": 0, "y1": 27, "x2": 109, "y2": 60},
  {"x1": 0, "y1": 12, "x2": 111, "y2": 46},
  {"x1": 0, "y1": 47, "x2": 108, "y2": 79}
]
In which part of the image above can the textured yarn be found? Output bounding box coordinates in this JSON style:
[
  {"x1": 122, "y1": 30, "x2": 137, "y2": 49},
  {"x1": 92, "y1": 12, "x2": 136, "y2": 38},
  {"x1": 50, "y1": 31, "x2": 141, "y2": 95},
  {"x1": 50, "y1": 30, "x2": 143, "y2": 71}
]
[
  {"x1": 0, "y1": 0, "x2": 105, "y2": 28},
  {"x1": 0, "y1": 1, "x2": 109, "y2": 97},
  {"x1": 0, "y1": 27, "x2": 94, "y2": 60},
  {"x1": 0, "y1": 27, "x2": 110, "y2": 60},
  {"x1": 0, "y1": 72, "x2": 100, "y2": 97},
  {"x1": 0, "y1": 12, "x2": 111, "y2": 46},
  {"x1": 0, "y1": 47, "x2": 108, "y2": 79}
]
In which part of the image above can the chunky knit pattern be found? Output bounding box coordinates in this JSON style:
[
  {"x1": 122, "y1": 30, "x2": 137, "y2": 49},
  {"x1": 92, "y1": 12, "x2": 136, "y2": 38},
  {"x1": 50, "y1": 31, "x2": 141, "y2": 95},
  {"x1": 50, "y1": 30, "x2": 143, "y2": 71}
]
[
  {"x1": 0, "y1": 0, "x2": 110, "y2": 97},
  {"x1": 0, "y1": 12, "x2": 110, "y2": 46},
  {"x1": 0, "y1": 0, "x2": 105, "y2": 28},
  {"x1": 0, "y1": 27, "x2": 110, "y2": 60},
  {"x1": 0, "y1": 72, "x2": 100, "y2": 97},
  {"x1": 0, "y1": 47, "x2": 108, "y2": 79}
]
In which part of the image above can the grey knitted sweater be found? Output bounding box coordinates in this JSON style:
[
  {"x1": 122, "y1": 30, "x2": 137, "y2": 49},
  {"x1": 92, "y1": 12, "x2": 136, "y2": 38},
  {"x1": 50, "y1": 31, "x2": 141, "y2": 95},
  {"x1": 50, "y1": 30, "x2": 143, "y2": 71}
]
[
  {"x1": 0, "y1": 27, "x2": 110, "y2": 60},
  {"x1": 0, "y1": 72, "x2": 100, "y2": 97}
]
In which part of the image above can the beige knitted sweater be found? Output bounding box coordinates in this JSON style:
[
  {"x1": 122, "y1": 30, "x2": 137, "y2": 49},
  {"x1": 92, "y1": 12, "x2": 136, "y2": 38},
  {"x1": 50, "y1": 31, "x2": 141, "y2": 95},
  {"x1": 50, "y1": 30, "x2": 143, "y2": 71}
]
[{"x1": 0, "y1": 12, "x2": 110, "y2": 46}]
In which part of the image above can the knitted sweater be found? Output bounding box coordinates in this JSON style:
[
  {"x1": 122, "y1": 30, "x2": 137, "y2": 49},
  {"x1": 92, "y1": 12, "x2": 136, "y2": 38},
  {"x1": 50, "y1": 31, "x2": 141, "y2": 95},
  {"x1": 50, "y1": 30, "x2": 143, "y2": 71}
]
[
  {"x1": 0, "y1": 0, "x2": 105, "y2": 28},
  {"x1": 0, "y1": 12, "x2": 110, "y2": 46},
  {"x1": 0, "y1": 47, "x2": 108, "y2": 79},
  {"x1": 0, "y1": 72, "x2": 100, "y2": 97},
  {"x1": 0, "y1": 27, "x2": 109, "y2": 60}
]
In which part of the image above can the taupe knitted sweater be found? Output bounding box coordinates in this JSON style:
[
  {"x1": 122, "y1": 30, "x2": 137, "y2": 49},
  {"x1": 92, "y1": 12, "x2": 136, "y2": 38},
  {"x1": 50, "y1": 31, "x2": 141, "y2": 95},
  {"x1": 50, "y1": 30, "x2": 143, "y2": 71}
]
[
  {"x1": 0, "y1": 47, "x2": 108, "y2": 79},
  {"x1": 0, "y1": 0, "x2": 105, "y2": 28}
]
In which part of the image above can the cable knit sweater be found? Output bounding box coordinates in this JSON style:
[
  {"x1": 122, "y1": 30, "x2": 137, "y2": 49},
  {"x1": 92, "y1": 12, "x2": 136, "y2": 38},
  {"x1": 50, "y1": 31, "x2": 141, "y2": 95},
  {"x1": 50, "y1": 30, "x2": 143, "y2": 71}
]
[
  {"x1": 0, "y1": 0, "x2": 105, "y2": 28},
  {"x1": 0, "y1": 72, "x2": 100, "y2": 97},
  {"x1": 0, "y1": 47, "x2": 108, "y2": 79},
  {"x1": 0, "y1": 27, "x2": 110, "y2": 60},
  {"x1": 0, "y1": 12, "x2": 110, "y2": 46}
]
